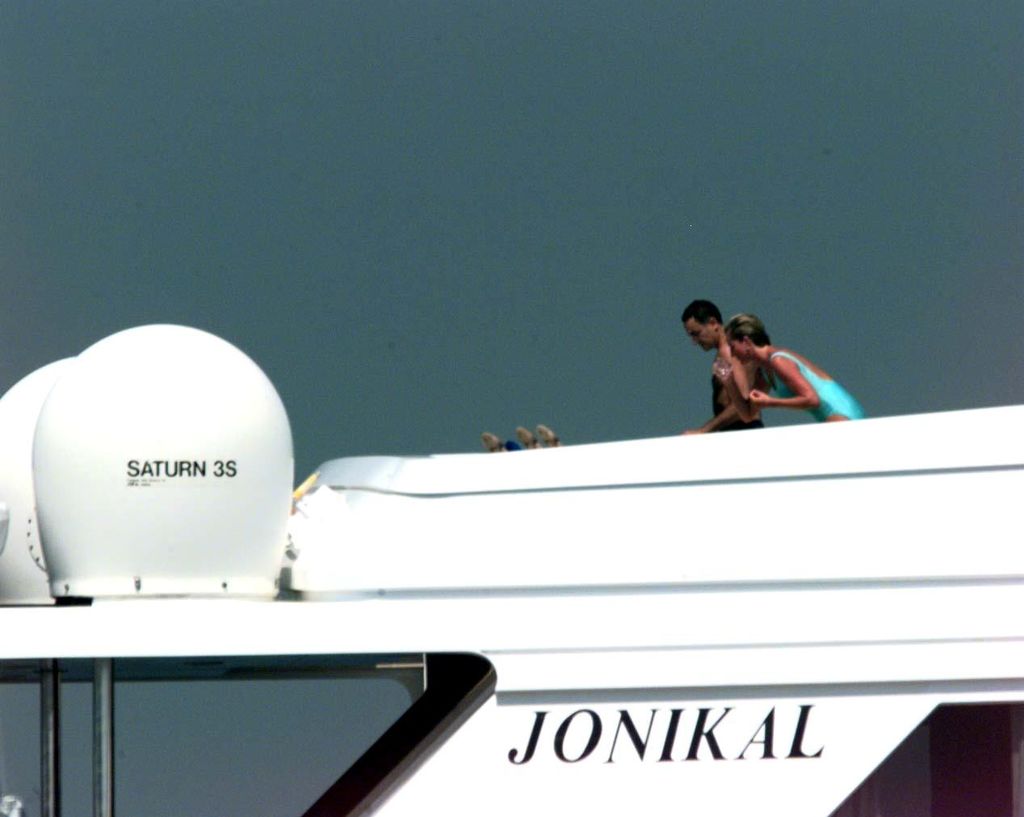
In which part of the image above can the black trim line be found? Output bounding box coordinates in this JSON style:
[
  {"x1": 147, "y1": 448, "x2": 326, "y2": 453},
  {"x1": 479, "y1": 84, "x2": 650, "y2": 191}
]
[{"x1": 302, "y1": 652, "x2": 496, "y2": 817}]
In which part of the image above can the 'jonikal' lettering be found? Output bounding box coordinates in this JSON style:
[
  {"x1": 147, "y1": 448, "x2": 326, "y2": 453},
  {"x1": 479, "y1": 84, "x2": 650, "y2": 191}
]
[{"x1": 507, "y1": 705, "x2": 823, "y2": 765}]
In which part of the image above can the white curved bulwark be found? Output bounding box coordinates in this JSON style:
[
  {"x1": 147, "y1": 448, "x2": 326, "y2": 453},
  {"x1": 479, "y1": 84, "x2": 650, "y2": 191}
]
[{"x1": 288, "y1": 405, "x2": 1024, "y2": 594}]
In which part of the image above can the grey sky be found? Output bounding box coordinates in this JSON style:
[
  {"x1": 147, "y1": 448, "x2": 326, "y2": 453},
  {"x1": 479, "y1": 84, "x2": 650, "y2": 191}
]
[
  {"x1": 0, "y1": 673, "x2": 412, "y2": 817},
  {"x1": 2, "y1": 1, "x2": 1021, "y2": 478}
]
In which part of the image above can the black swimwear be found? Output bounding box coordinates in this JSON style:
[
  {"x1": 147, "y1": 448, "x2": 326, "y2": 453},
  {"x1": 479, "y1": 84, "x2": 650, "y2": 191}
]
[{"x1": 718, "y1": 419, "x2": 764, "y2": 431}]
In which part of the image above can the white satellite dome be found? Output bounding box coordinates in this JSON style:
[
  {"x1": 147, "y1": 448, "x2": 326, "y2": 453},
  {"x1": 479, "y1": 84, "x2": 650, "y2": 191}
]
[
  {"x1": 0, "y1": 359, "x2": 74, "y2": 604},
  {"x1": 33, "y1": 325, "x2": 294, "y2": 599},
  {"x1": 0, "y1": 505, "x2": 9, "y2": 586}
]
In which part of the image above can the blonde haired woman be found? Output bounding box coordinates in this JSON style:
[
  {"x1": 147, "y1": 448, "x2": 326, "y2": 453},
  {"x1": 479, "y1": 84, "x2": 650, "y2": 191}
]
[{"x1": 723, "y1": 314, "x2": 865, "y2": 422}]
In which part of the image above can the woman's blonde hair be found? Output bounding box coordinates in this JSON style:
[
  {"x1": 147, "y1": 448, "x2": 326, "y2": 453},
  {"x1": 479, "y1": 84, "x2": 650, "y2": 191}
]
[{"x1": 724, "y1": 313, "x2": 771, "y2": 346}]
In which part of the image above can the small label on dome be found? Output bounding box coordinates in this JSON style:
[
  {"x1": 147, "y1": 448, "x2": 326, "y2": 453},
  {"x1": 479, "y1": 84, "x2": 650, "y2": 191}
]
[{"x1": 126, "y1": 459, "x2": 237, "y2": 486}]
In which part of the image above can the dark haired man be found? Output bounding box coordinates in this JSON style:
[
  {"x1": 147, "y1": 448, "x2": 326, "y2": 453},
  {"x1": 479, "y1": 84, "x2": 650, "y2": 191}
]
[{"x1": 680, "y1": 299, "x2": 764, "y2": 433}]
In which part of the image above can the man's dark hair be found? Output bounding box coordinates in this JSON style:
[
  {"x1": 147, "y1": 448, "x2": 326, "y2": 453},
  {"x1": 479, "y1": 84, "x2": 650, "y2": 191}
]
[{"x1": 681, "y1": 300, "x2": 722, "y2": 326}]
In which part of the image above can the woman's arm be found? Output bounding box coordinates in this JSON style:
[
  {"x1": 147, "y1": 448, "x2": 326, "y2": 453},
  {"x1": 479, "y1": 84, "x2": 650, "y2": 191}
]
[{"x1": 750, "y1": 355, "x2": 820, "y2": 411}]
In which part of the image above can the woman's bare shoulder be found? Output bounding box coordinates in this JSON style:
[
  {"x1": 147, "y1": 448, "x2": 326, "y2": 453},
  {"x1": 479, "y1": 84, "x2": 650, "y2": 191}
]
[{"x1": 772, "y1": 348, "x2": 832, "y2": 381}]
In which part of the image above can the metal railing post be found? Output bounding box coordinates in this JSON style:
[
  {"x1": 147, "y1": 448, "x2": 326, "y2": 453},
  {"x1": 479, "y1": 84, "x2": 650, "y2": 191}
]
[{"x1": 93, "y1": 659, "x2": 114, "y2": 817}]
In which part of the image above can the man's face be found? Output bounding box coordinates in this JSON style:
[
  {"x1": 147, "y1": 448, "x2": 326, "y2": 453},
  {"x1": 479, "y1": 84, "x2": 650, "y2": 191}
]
[{"x1": 683, "y1": 317, "x2": 720, "y2": 352}]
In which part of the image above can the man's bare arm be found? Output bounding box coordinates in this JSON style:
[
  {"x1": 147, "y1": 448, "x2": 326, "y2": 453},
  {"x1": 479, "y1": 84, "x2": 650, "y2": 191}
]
[{"x1": 683, "y1": 403, "x2": 743, "y2": 434}]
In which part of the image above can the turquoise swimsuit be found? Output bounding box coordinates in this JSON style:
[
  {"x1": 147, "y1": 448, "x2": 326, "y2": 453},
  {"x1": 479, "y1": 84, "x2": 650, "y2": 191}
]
[{"x1": 770, "y1": 351, "x2": 865, "y2": 421}]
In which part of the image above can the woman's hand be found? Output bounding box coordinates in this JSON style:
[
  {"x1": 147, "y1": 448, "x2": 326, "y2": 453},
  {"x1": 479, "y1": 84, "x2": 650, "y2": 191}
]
[{"x1": 748, "y1": 389, "x2": 770, "y2": 406}]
